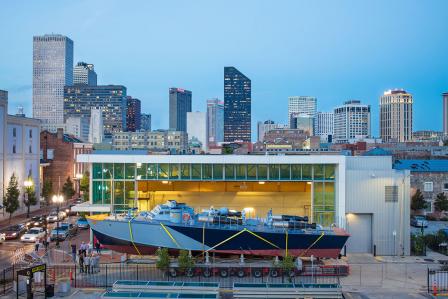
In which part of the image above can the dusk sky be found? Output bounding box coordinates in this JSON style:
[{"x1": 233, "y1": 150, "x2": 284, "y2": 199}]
[{"x1": 1, "y1": 0, "x2": 447, "y2": 138}]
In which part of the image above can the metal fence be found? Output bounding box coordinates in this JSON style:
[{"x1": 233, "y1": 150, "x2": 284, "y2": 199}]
[{"x1": 428, "y1": 269, "x2": 448, "y2": 294}]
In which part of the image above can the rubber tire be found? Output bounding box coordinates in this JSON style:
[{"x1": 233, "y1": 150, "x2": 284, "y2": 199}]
[
  {"x1": 237, "y1": 269, "x2": 245, "y2": 278},
  {"x1": 186, "y1": 268, "x2": 194, "y2": 277},
  {"x1": 203, "y1": 269, "x2": 211, "y2": 278},
  {"x1": 270, "y1": 269, "x2": 279, "y2": 278},
  {"x1": 169, "y1": 269, "x2": 177, "y2": 277},
  {"x1": 253, "y1": 269, "x2": 262, "y2": 278},
  {"x1": 219, "y1": 269, "x2": 229, "y2": 278}
]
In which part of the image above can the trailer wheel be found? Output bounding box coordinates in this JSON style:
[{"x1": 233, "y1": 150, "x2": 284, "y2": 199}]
[
  {"x1": 236, "y1": 269, "x2": 245, "y2": 278},
  {"x1": 169, "y1": 268, "x2": 177, "y2": 277},
  {"x1": 186, "y1": 268, "x2": 194, "y2": 277},
  {"x1": 252, "y1": 269, "x2": 262, "y2": 278},
  {"x1": 219, "y1": 269, "x2": 229, "y2": 278},
  {"x1": 203, "y1": 269, "x2": 211, "y2": 278},
  {"x1": 270, "y1": 269, "x2": 279, "y2": 278}
]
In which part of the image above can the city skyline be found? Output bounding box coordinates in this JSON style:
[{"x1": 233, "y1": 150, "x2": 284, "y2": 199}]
[{"x1": 1, "y1": 1, "x2": 447, "y2": 139}]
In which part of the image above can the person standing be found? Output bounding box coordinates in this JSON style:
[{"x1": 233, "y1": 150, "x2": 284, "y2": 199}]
[
  {"x1": 77, "y1": 250, "x2": 84, "y2": 273},
  {"x1": 71, "y1": 243, "x2": 77, "y2": 263},
  {"x1": 84, "y1": 253, "x2": 90, "y2": 274},
  {"x1": 95, "y1": 240, "x2": 101, "y2": 254},
  {"x1": 34, "y1": 238, "x2": 40, "y2": 252},
  {"x1": 80, "y1": 241, "x2": 86, "y2": 255},
  {"x1": 46, "y1": 235, "x2": 51, "y2": 250}
]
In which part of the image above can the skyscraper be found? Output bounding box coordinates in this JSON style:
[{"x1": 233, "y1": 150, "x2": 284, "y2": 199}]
[
  {"x1": 315, "y1": 112, "x2": 334, "y2": 143},
  {"x1": 64, "y1": 85, "x2": 127, "y2": 139},
  {"x1": 187, "y1": 112, "x2": 207, "y2": 151},
  {"x1": 224, "y1": 67, "x2": 251, "y2": 142},
  {"x1": 89, "y1": 107, "x2": 104, "y2": 144},
  {"x1": 443, "y1": 92, "x2": 448, "y2": 136},
  {"x1": 288, "y1": 96, "x2": 317, "y2": 128},
  {"x1": 333, "y1": 100, "x2": 371, "y2": 143},
  {"x1": 380, "y1": 89, "x2": 413, "y2": 142},
  {"x1": 126, "y1": 96, "x2": 141, "y2": 132},
  {"x1": 257, "y1": 120, "x2": 288, "y2": 142},
  {"x1": 169, "y1": 88, "x2": 192, "y2": 132},
  {"x1": 33, "y1": 34, "x2": 73, "y2": 131},
  {"x1": 141, "y1": 113, "x2": 152, "y2": 131},
  {"x1": 206, "y1": 98, "x2": 224, "y2": 145},
  {"x1": 73, "y1": 62, "x2": 97, "y2": 86}
]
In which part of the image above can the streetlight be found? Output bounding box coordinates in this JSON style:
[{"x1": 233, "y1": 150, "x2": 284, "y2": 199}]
[
  {"x1": 24, "y1": 178, "x2": 33, "y2": 218},
  {"x1": 52, "y1": 194, "x2": 64, "y2": 248},
  {"x1": 75, "y1": 173, "x2": 83, "y2": 200}
]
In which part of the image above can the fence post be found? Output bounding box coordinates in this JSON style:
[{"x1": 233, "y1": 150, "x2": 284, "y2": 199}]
[
  {"x1": 3, "y1": 268, "x2": 5, "y2": 295},
  {"x1": 427, "y1": 268, "x2": 430, "y2": 293},
  {"x1": 136, "y1": 264, "x2": 139, "y2": 281},
  {"x1": 74, "y1": 263, "x2": 77, "y2": 288},
  {"x1": 105, "y1": 265, "x2": 108, "y2": 288}
]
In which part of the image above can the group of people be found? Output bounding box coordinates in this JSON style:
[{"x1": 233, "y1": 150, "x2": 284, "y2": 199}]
[
  {"x1": 34, "y1": 235, "x2": 52, "y2": 252},
  {"x1": 75, "y1": 241, "x2": 101, "y2": 274}
]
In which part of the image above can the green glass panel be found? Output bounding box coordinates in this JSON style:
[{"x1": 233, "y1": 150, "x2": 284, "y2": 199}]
[
  {"x1": 213, "y1": 164, "x2": 223, "y2": 180},
  {"x1": 291, "y1": 165, "x2": 301, "y2": 180},
  {"x1": 269, "y1": 165, "x2": 279, "y2": 180},
  {"x1": 258, "y1": 165, "x2": 268, "y2": 180},
  {"x1": 125, "y1": 181, "x2": 135, "y2": 208},
  {"x1": 324, "y1": 182, "x2": 335, "y2": 207},
  {"x1": 225, "y1": 165, "x2": 235, "y2": 180},
  {"x1": 191, "y1": 164, "x2": 201, "y2": 179},
  {"x1": 103, "y1": 163, "x2": 113, "y2": 179},
  {"x1": 93, "y1": 163, "x2": 103, "y2": 179},
  {"x1": 325, "y1": 165, "x2": 335, "y2": 180},
  {"x1": 280, "y1": 164, "x2": 290, "y2": 180},
  {"x1": 92, "y1": 181, "x2": 102, "y2": 204},
  {"x1": 158, "y1": 164, "x2": 169, "y2": 179},
  {"x1": 313, "y1": 212, "x2": 335, "y2": 227},
  {"x1": 247, "y1": 165, "x2": 257, "y2": 180},
  {"x1": 103, "y1": 181, "x2": 111, "y2": 204},
  {"x1": 147, "y1": 164, "x2": 157, "y2": 179},
  {"x1": 136, "y1": 163, "x2": 147, "y2": 179},
  {"x1": 236, "y1": 165, "x2": 246, "y2": 180},
  {"x1": 114, "y1": 181, "x2": 124, "y2": 205},
  {"x1": 169, "y1": 164, "x2": 179, "y2": 179},
  {"x1": 314, "y1": 164, "x2": 324, "y2": 180},
  {"x1": 202, "y1": 164, "x2": 212, "y2": 180},
  {"x1": 114, "y1": 163, "x2": 124, "y2": 179},
  {"x1": 181, "y1": 164, "x2": 190, "y2": 179},
  {"x1": 313, "y1": 182, "x2": 324, "y2": 206},
  {"x1": 302, "y1": 165, "x2": 312, "y2": 180},
  {"x1": 125, "y1": 163, "x2": 135, "y2": 180}
]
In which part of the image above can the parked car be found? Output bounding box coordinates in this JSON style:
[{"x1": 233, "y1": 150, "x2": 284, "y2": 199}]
[
  {"x1": 21, "y1": 227, "x2": 46, "y2": 242},
  {"x1": 2, "y1": 224, "x2": 27, "y2": 240},
  {"x1": 26, "y1": 215, "x2": 46, "y2": 228},
  {"x1": 60, "y1": 222, "x2": 78, "y2": 236},
  {"x1": 50, "y1": 223, "x2": 77, "y2": 241},
  {"x1": 47, "y1": 211, "x2": 65, "y2": 223},
  {"x1": 411, "y1": 215, "x2": 428, "y2": 228},
  {"x1": 0, "y1": 232, "x2": 5, "y2": 244},
  {"x1": 77, "y1": 217, "x2": 89, "y2": 229},
  {"x1": 65, "y1": 204, "x2": 78, "y2": 216}
]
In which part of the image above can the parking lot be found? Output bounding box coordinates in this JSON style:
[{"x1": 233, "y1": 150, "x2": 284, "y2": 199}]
[{"x1": 411, "y1": 220, "x2": 448, "y2": 235}]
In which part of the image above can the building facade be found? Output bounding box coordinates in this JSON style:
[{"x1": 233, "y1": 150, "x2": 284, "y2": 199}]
[
  {"x1": 1, "y1": 90, "x2": 41, "y2": 216},
  {"x1": 333, "y1": 100, "x2": 371, "y2": 144},
  {"x1": 76, "y1": 153, "x2": 410, "y2": 255},
  {"x1": 257, "y1": 120, "x2": 288, "y2": 142},
  {"x1": 73, "y1": 62, "x2": 97, "y2": 86},
  {"x1": 141, "y1": 113, "x2": 151, "y2": 131},
  {"x1": 112, "y1": 130, "x2": 188, "y2": 153},
  {"x1": 65, "y1": 116, "x2": 89, "y2": 142},
  {"x1": 224, "y1": 67, "x2": 251, "y2": 142},
  {"x1": 126, "y1": 96, "x2": 141, "y2": 132},
  {"x1": 187, "y1": 112, "x2": 207, "y2": 151},
  {"x1": 206, "y1": 99, "x2": 224, "y2": 145},
  {"x1": 315, "y1": 112, "x2": 334, "y2": 143},
  {"x1": 64, "y1": 85, "x2": 127, "y2": 139},
  {"x1": 443, "y1": 92, "x2": 448, "y2": 137},
  {"x1": 290, "y1": 114, "x2": 314, "y2": 136},
  {"x1": 89, "y1": 108, "x2": 104, "y2": 144},
  {"x1": 380, "y1": 89, "x2": 413, "y2": 143},
  {"x1": 169, "y1": 88, "x2": 192, "y2": 132},
  {"x1": 33, "y1": 34, "x2": 73, "y2": 132},
  {"x1": 288, "y1": 96, "x2": 317, "y2": 128}
]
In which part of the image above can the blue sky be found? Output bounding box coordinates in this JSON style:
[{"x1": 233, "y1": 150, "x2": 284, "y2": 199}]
[{"x1": 1, "y1": 0, "x2": 447, "y2": 138}]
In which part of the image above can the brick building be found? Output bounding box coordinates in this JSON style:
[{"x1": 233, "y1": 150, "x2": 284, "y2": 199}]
[{"x1": 41, "y1": 129, "x2": 93, "y2": 195}]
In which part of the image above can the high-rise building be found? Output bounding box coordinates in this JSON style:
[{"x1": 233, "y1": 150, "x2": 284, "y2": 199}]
[
  {"x1": 64, "y1": 85, "x2": 127, "y2": 139},
  {"x1": 224, "y1": 67, "x2": 251, "y2": 142},
  {"x1": 380, "y1": 89, "x2": 413, "y2": 142},
  {"x1": 141, "y1": 113, "x2": 152, "y2": 131},
  {"x1": 33, "y1": 34, "x2": 73, "y2": 131},
  {"x1": 257, "y1": 120, "x2": 288, "y2": 142},
  {"x1": 65, "y1": 116, "x2": 89, "y2": 142},
  {"x1": 73, "y1": 62, "x2": 97, "y2": 86},
  {"x1": 126, "y1": 96, "x2": 141, "y2": 132},
  {"x1": 333, "y1": 100, "x2": 371, "y2": 143},
  {"x1": 89, "y1": 107, "x2": 104, "y2": 144},
  {"x1": 315, "y1": 112, "x2": 334, "y2": 143},
  {"x1": 169, "y1": 88, "x2": 192, "y2": 132},
  {"x1": 206, "y1": 98, "x2": 224, "y2": 145},
  {"x1": 288, "y1": 96, "x2": 317, "y2": 128},
  {"x1": 443, "y1": 92, "x2": 448, "y2": 136},
  {"x1": 187, "y1": 112, "x2": 207, "y2": 151},
  {"x1": 290, "y1": 114, "x2": 314, "y2": 136}
]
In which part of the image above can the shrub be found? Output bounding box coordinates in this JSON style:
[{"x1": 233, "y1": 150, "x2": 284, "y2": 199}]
[{"x1": 156, "y1": 248, "x2": 170, "y2": 271}]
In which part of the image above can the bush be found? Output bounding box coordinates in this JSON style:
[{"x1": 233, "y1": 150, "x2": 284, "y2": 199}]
[
  {"x1": 156, "y1": 248, "x2": 170, "y2": 271},
  {"x1": 280, "y1": 256, "x2": 295, "y2": 272},
  {"x1": 411, "y1": 234, "x2": 426, "y2": 255},
  {"x1": 178, "y1": 250, "x2": 194, "y2": 271}
]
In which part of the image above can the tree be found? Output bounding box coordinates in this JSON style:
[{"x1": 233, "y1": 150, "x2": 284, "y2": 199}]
[
  {"x1": 4, "y1": 174, "x2": 20, "y2": 223},
  {"x1": 41, "y1": 180, "x2": 53, "y2": 205},
  {"x1": 24, "y1": 179, "x2": 37, "y2": 218},
  {"x1": 178, "y1": 250, "x2": 194, "y2": 272},
  {"x1": 411, "y1": 189, "x2": 427, "y2": 211},
  {"x1": 62, "y1": 176, "x2": 75, "y2": 200},
  {"x1": 434, "y1": 192, "x2": 448, "y2": 212},
  {"x1": 156, "y1": 247, "x2": 170, "y2": 271},
  {"x1": 80, "y1": 171, "x2": 90, "y2": 202}
]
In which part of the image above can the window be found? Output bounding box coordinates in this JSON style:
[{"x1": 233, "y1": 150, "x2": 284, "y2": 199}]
[
  {"x1": 13, "y1": 128, "x2": 16, "y2": 137},
  {"x1": 424, "y1": 182, "x2": 433, "y2": 192},
  {"x1": 12, "y1": 145, "x2": 16, "y2": 154},
  {"x1": 385, "y1": 186, "x2": 398, "y2": 202},
  {"x1": 444, "y1": 183, "x2": 448, "y2": 191},
  {"x1": 29, "y1": 129, "x2": 32, "y2": 138},
  {"x1": 29, "y1": 145, "x2": 32, "y2": 154}
]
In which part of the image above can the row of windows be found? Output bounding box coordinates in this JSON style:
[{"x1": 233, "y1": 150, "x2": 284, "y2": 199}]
[{"x1": 92, "y1": 163, "x2": 336, "y2": 181}]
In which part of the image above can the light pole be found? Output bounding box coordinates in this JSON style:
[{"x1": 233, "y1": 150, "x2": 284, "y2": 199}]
[
  {"x1": 24, "y1": 178, "x2": 33, "y2": 218},
  {"x1": 52, "y1": 194, "x2": 64, "y2": 248},
  {"x1": 75, "y1": 173, "x2": 83, "y2": 200}
]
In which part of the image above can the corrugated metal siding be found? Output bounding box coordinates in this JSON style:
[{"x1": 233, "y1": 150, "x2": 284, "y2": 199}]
[{"x1": 346, "y1": 156, "x2": 393, "y2": 170}]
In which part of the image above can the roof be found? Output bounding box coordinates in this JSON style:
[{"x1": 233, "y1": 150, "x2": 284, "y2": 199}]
[
  {"x1": 63, "y1": 134, "x2": 83, "y2": 143},
  {"x1": 362, "y1": 147, "x2": 392, "y2": 156},
  {"x1": 393, "y1": 159, "x2": 448, "y2": 172}
]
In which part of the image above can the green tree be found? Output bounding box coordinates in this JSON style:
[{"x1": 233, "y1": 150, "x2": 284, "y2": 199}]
[
  {"x1": 178, "y1": 250, "x2": 194, "y2": 272},
  {"x1": 41, "y1": 180, "x2": 53, "y2": 205},
  {"x1": 62, "y1": 176, "x2": 75, "y2": 200},
  {"x1": 434, "y1": 192, "x2": 448, "y2": 212},
  {"x1": 80, "y1": 171, "x2": 90, "y2": 202},
  {"x1": 24, "y1": 179, "x2": 37, "y2": 218},
  {"x1": 4, "y1": 174, "x2": 20, "y2": 223},
  {"x1": 411, "y1": 189, "x2": 427, "y2": 211},
  {"x1": 156, "y1": 247, "x2": 170, "y2": 271}
]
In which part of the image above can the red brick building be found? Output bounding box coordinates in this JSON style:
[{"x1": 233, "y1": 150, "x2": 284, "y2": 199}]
[{"x1": 41, "y1": 129, "x2": 93, "y2": 195}]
